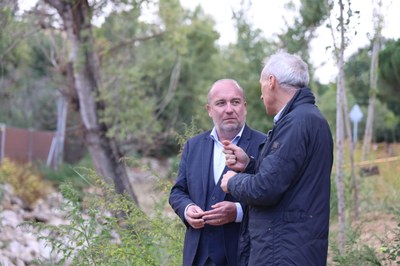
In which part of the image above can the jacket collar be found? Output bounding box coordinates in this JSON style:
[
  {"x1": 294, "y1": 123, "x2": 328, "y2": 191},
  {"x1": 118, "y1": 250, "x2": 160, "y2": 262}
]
[{"x1": 276, "y1": 88, "x2": 315, "y2": 124}]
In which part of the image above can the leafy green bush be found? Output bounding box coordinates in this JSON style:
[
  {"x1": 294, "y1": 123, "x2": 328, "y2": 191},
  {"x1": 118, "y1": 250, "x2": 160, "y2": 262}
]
[
  {"x1": 329, "y1": 225, "x2": 381, "y2": 266},
  {"x1": 381, "y1": 222, "x2": 400, "y2": 265},
  {"x1": 0, "y1": 158, "x2": 52, "y2": 206},
  {"x1": 330, "y1": 171, "x2": 356, "y2": 221},
  {"x1": 39, "y1": 164, "x2": 90, "y2": 191},
  {"x1": 24, "y1": 168, "x2": 184, "y2": 265},
  {"x1": 381, "y1": 207, "x2": 400, "y2": 265},
  {"x1": 330, "y1": 173, "x2": 339, "y2": 219}
]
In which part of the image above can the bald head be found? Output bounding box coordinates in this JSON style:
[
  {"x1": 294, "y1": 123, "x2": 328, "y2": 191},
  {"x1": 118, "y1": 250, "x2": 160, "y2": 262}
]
[{"x1": 208, "y1": 79, "x2": 245, "y2": 103}]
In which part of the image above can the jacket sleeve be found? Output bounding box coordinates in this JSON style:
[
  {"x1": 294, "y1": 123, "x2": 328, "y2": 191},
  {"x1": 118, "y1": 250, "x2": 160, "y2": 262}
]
[
  {"x1": 228, "y1": 122, "x2": 308, "y2": 206},
  {"x1": 244, "y1": 156, "x2": 256, "y2": 174}
]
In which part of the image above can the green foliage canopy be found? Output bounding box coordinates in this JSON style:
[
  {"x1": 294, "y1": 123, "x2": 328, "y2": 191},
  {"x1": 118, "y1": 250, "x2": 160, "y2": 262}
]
[{"x1": 379, "y1": 38, "x2": 400, "y2": 116}]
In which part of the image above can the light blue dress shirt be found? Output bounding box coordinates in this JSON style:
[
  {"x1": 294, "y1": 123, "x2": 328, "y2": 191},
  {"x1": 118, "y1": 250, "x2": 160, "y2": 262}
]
[{"x1": 209, "y1": 125, "x2": 245, "y2": 222}]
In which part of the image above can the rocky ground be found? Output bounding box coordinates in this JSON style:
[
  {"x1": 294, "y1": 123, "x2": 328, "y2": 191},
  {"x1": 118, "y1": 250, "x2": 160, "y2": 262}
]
[
  {"x1": 0, "y1": 184, "x2": 67, "y2": 265},
  {"x1": 0, "y1": 158, "x2": 170, "y2": 266}
]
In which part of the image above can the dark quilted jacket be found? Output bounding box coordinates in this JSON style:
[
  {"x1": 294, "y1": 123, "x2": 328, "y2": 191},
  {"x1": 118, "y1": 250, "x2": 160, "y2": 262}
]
[{"x1": 228, "y1": 88, "x2": 334, "y2": 266}]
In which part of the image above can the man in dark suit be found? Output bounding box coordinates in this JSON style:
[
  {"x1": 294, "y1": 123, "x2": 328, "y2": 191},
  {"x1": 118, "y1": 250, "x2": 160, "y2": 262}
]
[{"x1": 169, "y1": 79, "x2": 266, "y2": 266}]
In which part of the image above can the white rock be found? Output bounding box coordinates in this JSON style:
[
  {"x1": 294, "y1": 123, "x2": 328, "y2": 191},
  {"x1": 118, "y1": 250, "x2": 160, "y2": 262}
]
[
  {"x1": 1, "y1": 209, "x2": 21, "y2": 228},
  {"x1": 0, "y1": 254, "x2": 13, "y2": 266}
]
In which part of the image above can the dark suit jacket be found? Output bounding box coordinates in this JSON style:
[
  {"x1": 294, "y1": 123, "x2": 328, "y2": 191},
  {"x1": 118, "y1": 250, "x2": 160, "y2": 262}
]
[{"x1": 169, "y1": 125, "x2": 266, "y2": 266}]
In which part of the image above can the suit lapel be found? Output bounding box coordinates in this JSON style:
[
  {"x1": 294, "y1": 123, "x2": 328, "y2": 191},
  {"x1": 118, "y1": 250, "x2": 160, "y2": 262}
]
[
  {"x1": 201, "y1": 135, "x2": 213, "y2": 208},
  {"x1": 238, "y1": 125, "x2": 251, "y2": 152}
]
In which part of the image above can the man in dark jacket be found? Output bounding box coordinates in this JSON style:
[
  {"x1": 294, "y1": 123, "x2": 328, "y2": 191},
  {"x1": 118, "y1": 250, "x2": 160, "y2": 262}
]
[
  {"x1": 221, "y1": 52, "x2": 334, "y2": 265},
  {"x1": 169, "y1": 79, "x2": 266, "y2": 266}
]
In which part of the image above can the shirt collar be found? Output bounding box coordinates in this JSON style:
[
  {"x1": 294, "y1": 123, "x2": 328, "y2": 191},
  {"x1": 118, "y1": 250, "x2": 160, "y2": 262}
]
[
  {"x1": 210, "y1": 124, "x2": 245, "y2": 144},
  {"x1": 274, "y1": 104, "x2": 286, "y2": 125}
]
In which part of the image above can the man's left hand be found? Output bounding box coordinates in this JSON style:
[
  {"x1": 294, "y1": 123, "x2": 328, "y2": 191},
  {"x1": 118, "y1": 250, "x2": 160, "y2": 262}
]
[{"x1": 202, "y1": 201, "x2": 236, "y2": 226}]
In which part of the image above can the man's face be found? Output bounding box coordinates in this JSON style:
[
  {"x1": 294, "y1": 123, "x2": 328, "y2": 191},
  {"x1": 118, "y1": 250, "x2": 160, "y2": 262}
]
[{"x1": 207, "y1": 81, "x2": 247, "y2": 137}]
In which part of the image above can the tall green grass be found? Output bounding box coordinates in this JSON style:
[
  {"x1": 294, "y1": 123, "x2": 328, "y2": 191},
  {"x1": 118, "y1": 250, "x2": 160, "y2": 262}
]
[{"x1": 329, "y1": 143, "x2": 400, "y2": 265}]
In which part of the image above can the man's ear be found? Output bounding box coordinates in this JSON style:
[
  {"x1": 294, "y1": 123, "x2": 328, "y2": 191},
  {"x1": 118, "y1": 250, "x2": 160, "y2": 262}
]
[
  {"x1": 269, "y1": 75, "x2": 277, "y2": 89},
  {"x1": 206, "y1": 104, "x2": 212, "y2": 117}
]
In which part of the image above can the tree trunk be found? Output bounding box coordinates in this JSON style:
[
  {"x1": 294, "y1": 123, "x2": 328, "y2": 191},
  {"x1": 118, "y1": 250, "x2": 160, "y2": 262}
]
[
  {"x1": 46, "y1": 93, "x2": 68, "y2": 170},
  {"x1": 362, "y1": 0, "x2": 383, "y2": 161},
  {"x1": 341, "y1": 86, "x2": 359, "y2": 221},
  {"x1": 44, "y1": 0, "x2": 138, "y2": 203},
  {"x1": 335, "y1": 0, "x2": 346, "y2": 254}
]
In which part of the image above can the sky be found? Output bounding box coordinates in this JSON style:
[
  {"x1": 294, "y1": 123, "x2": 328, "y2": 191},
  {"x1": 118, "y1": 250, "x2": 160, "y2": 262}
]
[
  {"x1": 180, "y1": 0, "x2": 400, "y2": 84},
  {"x1": 19, "y1": 0, "x2": 400, "y2": 84}
]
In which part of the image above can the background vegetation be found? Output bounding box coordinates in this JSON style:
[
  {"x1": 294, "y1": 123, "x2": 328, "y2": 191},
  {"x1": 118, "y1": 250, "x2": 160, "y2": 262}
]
[{"x1": 1, "y1": 0, "x2": 400, "y2": 264}]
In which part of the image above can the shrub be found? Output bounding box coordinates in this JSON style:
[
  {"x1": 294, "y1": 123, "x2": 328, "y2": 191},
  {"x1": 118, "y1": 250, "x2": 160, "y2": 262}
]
[
  {"x1": 380, "y1": 222, "x2": 400, "y2": 265},
  {"x1": 0, "y1": 158, "x2": 52, "y2": 207},
  {"x1": 24, "y1": 168, "x2": 184, "y2": 265},
  {"x1": 329, "y1": 224, "x2": 381, "y2": 266},
  {"x1": 381, "y1": 207, "x2": 400, "y2": 265},
  {"x1": 39, "y1": 163, "x2": 90, "y2": 191}
]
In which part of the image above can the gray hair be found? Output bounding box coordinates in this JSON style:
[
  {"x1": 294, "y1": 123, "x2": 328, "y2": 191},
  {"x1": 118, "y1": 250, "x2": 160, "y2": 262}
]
[{"x1": 261, "y1": 52, "x2": 309, "y2": 89}]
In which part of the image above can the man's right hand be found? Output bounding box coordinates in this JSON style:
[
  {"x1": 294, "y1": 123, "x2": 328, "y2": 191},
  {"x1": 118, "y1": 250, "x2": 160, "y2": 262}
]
[
  {"x1": 222, "y1": 140, "x2": 249, "y2": 172},
  {"x1": 186, "y1": 205, "x2": 205, "y2": 229}
]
